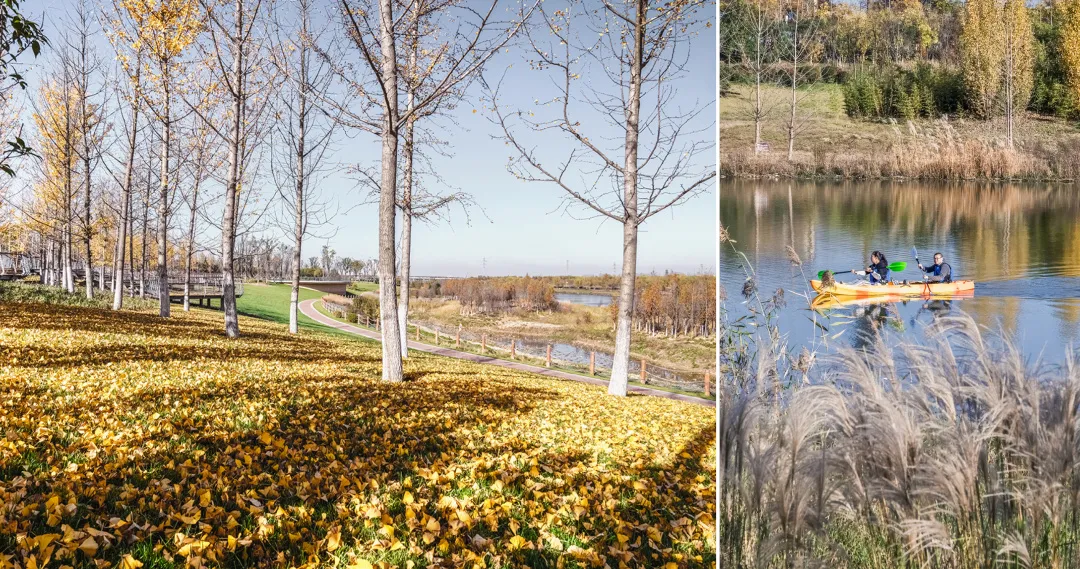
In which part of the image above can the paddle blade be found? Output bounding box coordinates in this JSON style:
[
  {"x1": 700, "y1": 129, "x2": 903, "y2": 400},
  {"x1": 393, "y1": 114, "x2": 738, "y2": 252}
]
[
  {"x1": 889, "y1": 261, "x2": 907, "y2": 272},
  {"x1": 911, "y1": 247, "x2": 918, "y2": 260}
]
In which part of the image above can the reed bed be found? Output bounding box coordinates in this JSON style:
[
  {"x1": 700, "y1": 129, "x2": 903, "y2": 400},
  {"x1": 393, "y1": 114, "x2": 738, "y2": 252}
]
[
  {"x1": 719, "y1": 316, "x2": 1080, "y2": 569},
  {"x1": 721, "y1": 120, "x2": 1080, "y2": 182}
]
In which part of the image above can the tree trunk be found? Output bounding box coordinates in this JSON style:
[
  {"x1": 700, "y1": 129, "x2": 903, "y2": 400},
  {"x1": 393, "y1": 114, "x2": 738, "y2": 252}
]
[
  {"x1": 289, "y1": 33, "x2": 307, "y2": 335},
  {"x1": 221, "y1": 0, "x2": 243, "y2": 339},
  {"x1": 84, "y1": 153, "x2": 93, "y2": 300},
  {"x1": 128, "y1": 197, "x2": 135, "y2": 297},
  {"x1": 115, "y1": 59, "x2": 140, "y2": 309},
  {"x1": 608, "y1": 0, "x2": 645, "y2": 397},
  {"x1": 184, "y1": 168, "x2": 201, "y2": 311},
  {"x1": 158, "y1": 84, "x2": 171, "y2": 318},
  {"x1": 377, "y1": 0, "x2": 404, "y2": 382},
  {"x1": 140, "y1": 166, "x2": 149, "y2": 298},
  {"x1": 397, "y1": 19, "x2": 418, "y2": 359},
  {"x1": 63, "y1": 165, "x2": 74, "y2": 294},
  {"x1": 787, "y1": 9, "x2": 799, "y2": 161}
]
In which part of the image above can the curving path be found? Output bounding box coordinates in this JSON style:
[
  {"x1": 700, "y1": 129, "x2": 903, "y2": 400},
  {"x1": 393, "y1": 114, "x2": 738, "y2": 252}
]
[{"x1": 298, "y1": 299, "x2": 714, "y2": 407}]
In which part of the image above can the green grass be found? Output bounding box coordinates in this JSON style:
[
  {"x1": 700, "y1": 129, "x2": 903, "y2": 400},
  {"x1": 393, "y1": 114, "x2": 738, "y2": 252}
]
[
  {"x1": 347, "y1": 281, "x2": 379, "y2": 294},
  {"x1": 236, "y1": 283, "x2": 369, "y2": 340}
]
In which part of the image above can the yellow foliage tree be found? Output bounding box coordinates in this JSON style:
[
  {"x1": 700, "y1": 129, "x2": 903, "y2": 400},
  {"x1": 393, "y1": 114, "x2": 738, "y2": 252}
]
[
  {"x1": 1002, "y1": 0, "x2": 1034, "y2": 148},
  {"x1": 961, "y1": 0, "x2": 1004, "y2": 120},
  {"x1": 1061, "y1": 0, "x2": 1080, "y2": 111}
]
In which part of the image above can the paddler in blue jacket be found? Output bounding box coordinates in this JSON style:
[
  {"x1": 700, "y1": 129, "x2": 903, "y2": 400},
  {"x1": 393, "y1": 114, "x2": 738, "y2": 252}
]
[{"x1": 918, "y1": 252, "x2": 952, "y2": 283}]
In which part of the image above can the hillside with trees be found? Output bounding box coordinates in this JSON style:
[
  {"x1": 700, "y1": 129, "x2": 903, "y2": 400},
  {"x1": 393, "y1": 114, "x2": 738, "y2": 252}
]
[{"x1": 720, "y1": 0, "x2": 1080, "y2": 179}]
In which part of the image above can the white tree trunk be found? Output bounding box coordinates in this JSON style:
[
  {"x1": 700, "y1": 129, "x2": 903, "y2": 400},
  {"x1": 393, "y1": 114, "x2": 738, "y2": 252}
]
[
  {"x1": 377, "y1": 0, "x2": 404, "y2": 382},
  {"x1": 221, "y1": 0, "x2": 244, "y2": 339},
  {"x1": 158, "y1": 87, "x2": 171, "y2": 318},
  {"x1": 608, "y1": 0, "x2": 645, "y2": 397},
  {"x1": 289, "y1": 40, "x2": 307, "y2": 335},
  {"x1": 397, "y1": 31, "x2": 417, "y2": 359}
]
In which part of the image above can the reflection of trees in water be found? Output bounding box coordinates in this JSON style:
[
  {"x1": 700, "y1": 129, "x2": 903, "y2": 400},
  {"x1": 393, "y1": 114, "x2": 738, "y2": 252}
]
[{"x1": 721, "y1": 180, "x2": 1080, "y2": 285}]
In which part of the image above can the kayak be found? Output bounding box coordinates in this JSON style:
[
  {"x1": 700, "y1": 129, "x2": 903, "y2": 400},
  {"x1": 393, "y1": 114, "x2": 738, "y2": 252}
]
[
  {"x1": 809, "y1": 279, "x2": 975, "y2": 297},
  {"x1": 811, "y1": 289, "x2": 974, "y2": 310}
]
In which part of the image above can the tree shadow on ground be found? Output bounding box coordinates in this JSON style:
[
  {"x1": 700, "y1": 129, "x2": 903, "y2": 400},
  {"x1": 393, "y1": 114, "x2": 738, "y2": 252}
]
[{"x1": 0, "y1": 302, "x2": 714, "y2": 568}]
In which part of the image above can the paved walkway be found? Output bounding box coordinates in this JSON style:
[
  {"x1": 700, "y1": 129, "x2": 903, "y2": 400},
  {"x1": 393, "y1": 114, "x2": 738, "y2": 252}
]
[{"x1": 298, "y1": 299, "x2": 714, "y2": 407}]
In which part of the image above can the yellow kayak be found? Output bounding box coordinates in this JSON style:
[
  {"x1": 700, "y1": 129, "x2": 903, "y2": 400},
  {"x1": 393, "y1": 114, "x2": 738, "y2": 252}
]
[
  {"x1": 810, "y1": 279, "x2": 976, "y2": 297},
  {"x1": 811, "y1": 289, "x2": 975, "y2": 310}
]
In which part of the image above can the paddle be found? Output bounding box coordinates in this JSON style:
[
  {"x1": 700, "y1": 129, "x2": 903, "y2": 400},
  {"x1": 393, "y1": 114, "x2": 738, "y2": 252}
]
[
  {"x1": 913, "y1": 246, "x2": 928, "y2": 284},
  {"x1": 817, "y1": 261, "x2": 906, "y2": 279}
]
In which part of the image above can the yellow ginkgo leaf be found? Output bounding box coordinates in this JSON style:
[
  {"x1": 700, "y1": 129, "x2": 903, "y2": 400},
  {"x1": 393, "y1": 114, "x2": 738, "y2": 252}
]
[
  {"x1": 325, "y1": 526, "x2": 342, "y2": 552},
  {"x1": 119, "y1": 554, "x2": 145, "y2": 569},
  {"x1": 78, "y1": 537, "x2": 98, "y2": 557}
]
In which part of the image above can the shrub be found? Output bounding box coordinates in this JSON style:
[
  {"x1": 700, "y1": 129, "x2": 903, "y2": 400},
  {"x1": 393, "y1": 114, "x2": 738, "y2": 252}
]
[{"x1": 843, "y1": 64, "x2": 964, "y2": 120}]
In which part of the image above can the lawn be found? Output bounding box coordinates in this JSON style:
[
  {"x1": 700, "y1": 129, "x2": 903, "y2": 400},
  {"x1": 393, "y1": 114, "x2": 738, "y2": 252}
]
[
  {"x1": 0, "y1": 292, "x2": 716, "y2": 568},
  {"x1": 237, "y1": 283, "x2": 363, "y2": 340}
]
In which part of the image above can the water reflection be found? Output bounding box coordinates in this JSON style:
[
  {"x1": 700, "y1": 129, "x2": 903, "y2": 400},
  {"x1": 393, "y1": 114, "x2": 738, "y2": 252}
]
[{"x1": 720, "y1": 180, "x2": 1080, "y2": 361}]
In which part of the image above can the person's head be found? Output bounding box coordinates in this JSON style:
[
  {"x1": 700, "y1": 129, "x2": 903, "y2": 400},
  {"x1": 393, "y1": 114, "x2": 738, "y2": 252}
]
[
  {"x1": 934, "y1": 252, "x2": 944, "y2": 265},
  {"x1": 871, "y1": 250, "x2": 885, "y2": 264}
]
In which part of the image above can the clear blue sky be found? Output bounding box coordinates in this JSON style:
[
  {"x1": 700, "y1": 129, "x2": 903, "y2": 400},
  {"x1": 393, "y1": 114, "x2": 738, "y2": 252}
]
[{"x1": 26, "y1": 0, "x2": 716, "y2": 277}]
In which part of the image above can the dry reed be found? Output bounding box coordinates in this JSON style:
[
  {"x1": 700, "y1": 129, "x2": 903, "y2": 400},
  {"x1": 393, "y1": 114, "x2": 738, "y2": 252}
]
[{"x1": 719, "y1": 315, "x2": 1080, "y2": 568}]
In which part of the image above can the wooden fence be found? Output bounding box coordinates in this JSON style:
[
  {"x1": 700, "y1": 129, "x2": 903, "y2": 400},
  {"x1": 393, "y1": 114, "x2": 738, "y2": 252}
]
[{"x1": 321, "y1": 299, "x2": 713, "y2": 397}]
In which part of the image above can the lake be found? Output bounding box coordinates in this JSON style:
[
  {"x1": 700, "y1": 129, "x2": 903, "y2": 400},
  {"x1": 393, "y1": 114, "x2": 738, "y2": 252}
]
[
  {"x1": 720, "y1": 180, "x2": 1080, "y2": 365},
  {"x1": 555, "y1": 292, "x2": 614, "y2": 307}
]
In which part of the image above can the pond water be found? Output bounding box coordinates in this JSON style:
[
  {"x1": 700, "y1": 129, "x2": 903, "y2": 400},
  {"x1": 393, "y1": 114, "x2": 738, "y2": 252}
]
[
  {"x1": 720, "y1": 180, "x2": 1080, "y2": 364},
  {"x1": 555, "y1": 292, "x2": 614, "y2": 307}
]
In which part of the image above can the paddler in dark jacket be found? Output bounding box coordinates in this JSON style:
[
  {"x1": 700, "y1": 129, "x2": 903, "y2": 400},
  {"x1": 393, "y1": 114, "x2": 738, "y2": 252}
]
[
  {"x1": 918, "y1": 252, "x2": 952, "y2": 283},
  {"x1": 854, "y1": 251, "x2": 890, "y2": 284}
]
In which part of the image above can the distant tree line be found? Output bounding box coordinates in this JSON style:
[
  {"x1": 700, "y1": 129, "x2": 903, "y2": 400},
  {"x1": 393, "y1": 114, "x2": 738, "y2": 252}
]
[
  {"x1": 436, "y1": 276, "x2": 559, "y2": 315},
  {"x1": 408, "y1": 274, "x2": 716, "y2": 338},
  {"x1": 617, "y1": 274, "x2": 716, "y2": 338}
]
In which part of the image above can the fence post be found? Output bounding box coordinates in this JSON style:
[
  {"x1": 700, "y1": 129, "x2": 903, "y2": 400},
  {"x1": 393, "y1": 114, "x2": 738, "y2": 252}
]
[
  {"x1": 416, "y1": 325, "x2": 420, "y2": 342},
  {"x1": 435, "y1": 329, "x2": 440, "y2": 345},
  {"x1": 640, "y1": 360, "x2": 647, "y2": 384},
  {"x1": 510, "y1": 340, "x2": 516, "y2": 359},
  {"x1": 546, "y1": 345, "x2": 551, "y2": 368},
  {"x1": 589, "y1": 352, "x2": 595, "y2": 376},
  {"x1": 456, "y1": 328, "x2": 460, "y2": 349},
  {"x1": 704, "y1": 370, "x2": 711, "y2": 397},
  {"x1": 482, "y1": 334, "x2": 486, "y2": 352}
]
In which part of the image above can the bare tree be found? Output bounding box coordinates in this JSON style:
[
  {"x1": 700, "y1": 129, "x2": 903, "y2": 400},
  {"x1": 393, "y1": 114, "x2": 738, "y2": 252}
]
[
  {"x1": 783, "y1": 0, "x2": 818, "y2": 160},
  {"x1": 489, "y1": 0, "x2": 715, "y2": 396},
  {"x1": 269, "y1": 0, "x2": 337, "y2": 334},
  {"x1": 180, "y1": 114, "x2": 218, "y2": 310},
  {"x1": 197, "y1": 0, "x2": 270, "y2": 338},
  {"x1": 743, "y1": 0, "x2": 779, "y2": 153},
  {"x1": 324, "y1": 0, "x2": 534, "y2": 381},
  {"x1": 64, "y1": 1, "x2": 109, "y2": 300},
  {"x1": 105, "y1": 41, "x2": 143, "y2": 310}
]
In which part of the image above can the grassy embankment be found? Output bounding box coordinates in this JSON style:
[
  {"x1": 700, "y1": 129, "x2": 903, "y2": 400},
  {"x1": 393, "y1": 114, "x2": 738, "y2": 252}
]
[
  {"x1": 0, "y1": 282, "x2": 716, "y2": 568},
  {"x1": 721, "y1": 83, "x2": 1080, "y2": 180}
]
